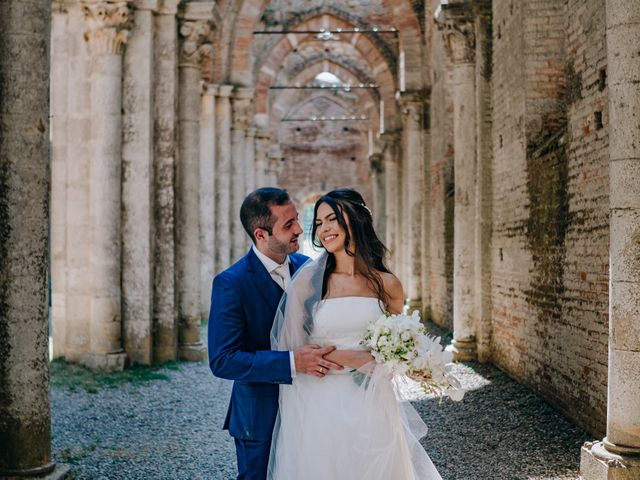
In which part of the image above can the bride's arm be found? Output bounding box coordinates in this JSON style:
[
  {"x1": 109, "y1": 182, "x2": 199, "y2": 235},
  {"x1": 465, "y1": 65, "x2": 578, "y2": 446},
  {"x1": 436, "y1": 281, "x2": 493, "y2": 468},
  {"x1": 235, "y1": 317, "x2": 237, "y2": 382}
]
[
  {"x1": 322, "y1": 276, "x2": 405, "y2": 369},
  {"x1": 323, "y1": 349, "x2": 374, "y2": 369}
]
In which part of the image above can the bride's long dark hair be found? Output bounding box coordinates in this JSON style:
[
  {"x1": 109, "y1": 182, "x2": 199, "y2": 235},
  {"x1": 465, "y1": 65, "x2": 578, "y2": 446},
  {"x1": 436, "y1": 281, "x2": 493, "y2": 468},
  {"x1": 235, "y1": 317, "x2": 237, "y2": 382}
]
[{"x1": 311, "y1": 188, "x2": 392, "y2": 306}]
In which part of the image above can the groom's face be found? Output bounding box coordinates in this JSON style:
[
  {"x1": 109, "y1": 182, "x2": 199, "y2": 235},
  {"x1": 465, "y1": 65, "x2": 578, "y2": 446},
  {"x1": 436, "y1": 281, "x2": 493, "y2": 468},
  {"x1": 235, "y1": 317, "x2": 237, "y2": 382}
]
[{"x1": 263, "y1": 201, "x2": 302, "y2": 260}]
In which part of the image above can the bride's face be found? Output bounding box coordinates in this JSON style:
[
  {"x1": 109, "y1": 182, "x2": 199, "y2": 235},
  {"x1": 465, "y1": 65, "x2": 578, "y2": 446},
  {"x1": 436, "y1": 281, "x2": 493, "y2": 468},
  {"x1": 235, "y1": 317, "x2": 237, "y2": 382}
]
[{"x1": 314, "y1": 202, "x2": 350, "y2": 253}]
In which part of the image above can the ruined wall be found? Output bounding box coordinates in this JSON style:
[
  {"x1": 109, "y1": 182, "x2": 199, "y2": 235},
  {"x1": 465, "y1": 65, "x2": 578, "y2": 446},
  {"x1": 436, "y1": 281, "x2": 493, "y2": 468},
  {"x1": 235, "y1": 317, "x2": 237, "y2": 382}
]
[
  {"x1": 491, "y1": 0, "x2": 609, "y2": 436},
  {"x1": 557, "y1": 0, "x2": 609, "y2": 434}
]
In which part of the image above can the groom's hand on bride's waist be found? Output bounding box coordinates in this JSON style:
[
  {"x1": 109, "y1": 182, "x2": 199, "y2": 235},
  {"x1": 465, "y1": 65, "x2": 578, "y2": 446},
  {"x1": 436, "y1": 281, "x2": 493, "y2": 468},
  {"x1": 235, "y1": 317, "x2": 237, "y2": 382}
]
[{"x1": 294, "y1": 345, "x2": 343, "y2": 378}]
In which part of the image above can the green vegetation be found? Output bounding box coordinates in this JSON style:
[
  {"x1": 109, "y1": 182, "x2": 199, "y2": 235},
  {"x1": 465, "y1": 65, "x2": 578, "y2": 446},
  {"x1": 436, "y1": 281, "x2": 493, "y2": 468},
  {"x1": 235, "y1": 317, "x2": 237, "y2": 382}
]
[{"x1": 50, "y1": 359, "x2": 180, "y2": 393}]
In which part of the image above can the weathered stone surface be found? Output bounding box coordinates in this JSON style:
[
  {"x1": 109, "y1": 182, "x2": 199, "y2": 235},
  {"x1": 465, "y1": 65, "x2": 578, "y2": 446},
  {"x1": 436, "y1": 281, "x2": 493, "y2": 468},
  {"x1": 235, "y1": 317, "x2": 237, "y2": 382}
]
[
  {"x1": 153, "y1": 2, "x2": 179, "y2": 363},
  {"x1": 200, "y1": 83, "x2": 217, "y2": 319},
  {"x1": 0, "y1": 0, "x2": 53, "y2": 474},
  {"x1": 176, "y1": 11, "x2": 212, "y2": 361},
  {"x1": 215, "y1": 85, "x2": 234, "y2": 271},
  {"x1": 83, "y1": 0, "x2": 132, "y2": 370},
  {"x1": 122, "y1": 3, "x2": 155, "y2": 365}
]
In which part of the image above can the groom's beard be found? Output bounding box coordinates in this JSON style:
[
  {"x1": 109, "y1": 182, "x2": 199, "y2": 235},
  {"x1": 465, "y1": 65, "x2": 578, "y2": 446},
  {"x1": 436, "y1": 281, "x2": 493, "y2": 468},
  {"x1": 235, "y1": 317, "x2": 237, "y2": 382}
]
[{"x1": 267, "y1": 234, "x2": 300, "y2": 257}]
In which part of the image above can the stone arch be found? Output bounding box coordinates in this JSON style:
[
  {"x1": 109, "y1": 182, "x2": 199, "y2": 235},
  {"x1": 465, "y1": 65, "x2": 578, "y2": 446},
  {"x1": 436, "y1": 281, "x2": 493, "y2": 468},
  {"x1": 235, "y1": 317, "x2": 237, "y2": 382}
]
[
  {"x1": 268, "y1": 62, "x2": 381, "y2": 137},
  {"x1": 250, "y1": 6, "x2": 399, "y2": 82},
  {"x1": 252, "y1": 14, "x2": 397, "y2": 127},
  {"x1": 227, "y1": 0, "x2": 423, "y2": 89}
]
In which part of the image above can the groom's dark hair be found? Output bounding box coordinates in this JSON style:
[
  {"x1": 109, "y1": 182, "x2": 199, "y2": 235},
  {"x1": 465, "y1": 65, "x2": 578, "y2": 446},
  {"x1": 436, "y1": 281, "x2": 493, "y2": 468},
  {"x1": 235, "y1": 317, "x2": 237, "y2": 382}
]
[{"x1": 241, "y1": 187, "x2": 291, "y2": 243}]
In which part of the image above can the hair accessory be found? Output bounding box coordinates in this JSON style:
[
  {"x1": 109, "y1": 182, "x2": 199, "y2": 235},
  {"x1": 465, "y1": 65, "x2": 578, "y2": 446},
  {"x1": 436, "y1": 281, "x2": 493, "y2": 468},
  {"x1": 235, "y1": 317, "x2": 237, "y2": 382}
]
[{"x1": 362, "y1": 204, "x2": 372, "y2": 216}]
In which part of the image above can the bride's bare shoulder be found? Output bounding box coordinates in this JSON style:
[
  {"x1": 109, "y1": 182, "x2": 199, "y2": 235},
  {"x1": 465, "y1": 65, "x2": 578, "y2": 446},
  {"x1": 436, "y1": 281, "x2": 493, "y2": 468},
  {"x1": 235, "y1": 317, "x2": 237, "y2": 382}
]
[{"x1": 377, "y1": 271, "x2": 403, "y2": 303}]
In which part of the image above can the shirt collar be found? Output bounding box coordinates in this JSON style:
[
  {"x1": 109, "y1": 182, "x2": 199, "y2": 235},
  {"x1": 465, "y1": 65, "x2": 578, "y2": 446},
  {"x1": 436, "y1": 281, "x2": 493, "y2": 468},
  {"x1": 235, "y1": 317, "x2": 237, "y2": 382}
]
[{"x1": 252, "y1": 245, "x2": 290, "y2": 273}]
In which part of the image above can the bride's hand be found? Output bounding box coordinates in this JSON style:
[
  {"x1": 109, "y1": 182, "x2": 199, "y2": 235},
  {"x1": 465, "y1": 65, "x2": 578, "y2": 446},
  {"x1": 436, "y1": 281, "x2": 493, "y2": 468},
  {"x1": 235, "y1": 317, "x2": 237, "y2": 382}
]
[{"x1": 323, "y1": 350, "x2": 374, "y2": 370}]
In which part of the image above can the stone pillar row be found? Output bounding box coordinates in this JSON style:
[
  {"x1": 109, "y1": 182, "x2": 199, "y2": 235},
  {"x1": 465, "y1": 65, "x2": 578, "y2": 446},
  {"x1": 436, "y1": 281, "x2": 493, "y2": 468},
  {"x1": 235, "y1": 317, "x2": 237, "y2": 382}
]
[
  {"x1": 48, "y1": 0, "x2": 268, "y2": 369},
  {"x1": 48, "y1": 0, "x2": 260, "y2": 369}
]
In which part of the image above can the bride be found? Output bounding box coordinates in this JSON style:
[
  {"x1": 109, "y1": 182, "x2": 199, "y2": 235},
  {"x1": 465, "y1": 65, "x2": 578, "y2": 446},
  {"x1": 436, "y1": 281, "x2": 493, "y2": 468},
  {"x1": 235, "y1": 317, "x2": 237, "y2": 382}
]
[{"x1": 268, "y1": 189, "x2": 442, "y2": 480}]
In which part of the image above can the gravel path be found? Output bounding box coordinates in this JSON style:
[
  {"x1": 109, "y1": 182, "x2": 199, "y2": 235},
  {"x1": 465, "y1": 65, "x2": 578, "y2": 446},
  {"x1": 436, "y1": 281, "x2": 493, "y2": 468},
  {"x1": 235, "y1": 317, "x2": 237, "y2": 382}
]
[{"x1": 51, "y1": 328, "x2": 591, "y2": 480}]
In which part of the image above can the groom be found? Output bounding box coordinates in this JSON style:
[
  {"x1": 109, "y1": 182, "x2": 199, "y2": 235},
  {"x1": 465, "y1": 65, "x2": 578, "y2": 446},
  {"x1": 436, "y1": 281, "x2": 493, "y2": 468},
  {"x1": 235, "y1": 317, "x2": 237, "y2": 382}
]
[{"x1": 208, "y1": 187, "x2": 341, "y2": 480}]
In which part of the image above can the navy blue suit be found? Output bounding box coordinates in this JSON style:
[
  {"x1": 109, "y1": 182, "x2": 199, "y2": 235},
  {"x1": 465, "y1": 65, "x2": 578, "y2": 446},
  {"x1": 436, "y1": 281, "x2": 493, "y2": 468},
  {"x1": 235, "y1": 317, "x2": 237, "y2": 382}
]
[{"x1": 208, "y1": 248, "x2": 308, "y2": 480}]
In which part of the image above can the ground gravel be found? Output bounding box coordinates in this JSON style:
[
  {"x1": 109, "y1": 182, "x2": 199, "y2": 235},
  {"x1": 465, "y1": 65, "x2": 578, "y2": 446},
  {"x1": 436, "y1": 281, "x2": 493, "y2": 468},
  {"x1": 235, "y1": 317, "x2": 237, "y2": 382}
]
[{"x1": 51, "y1": 326, "x2": 591, "y2": 480}]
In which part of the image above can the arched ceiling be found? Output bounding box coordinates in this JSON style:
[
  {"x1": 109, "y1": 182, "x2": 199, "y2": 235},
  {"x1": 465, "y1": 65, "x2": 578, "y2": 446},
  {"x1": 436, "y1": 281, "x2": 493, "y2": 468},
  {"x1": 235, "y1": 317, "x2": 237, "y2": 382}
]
[
  {"x1": 252, "y1": 13, "x2": 402, "y2": 143},
  {"x1": 214, "y1": 0, "x2": 424, "y2": 91}
]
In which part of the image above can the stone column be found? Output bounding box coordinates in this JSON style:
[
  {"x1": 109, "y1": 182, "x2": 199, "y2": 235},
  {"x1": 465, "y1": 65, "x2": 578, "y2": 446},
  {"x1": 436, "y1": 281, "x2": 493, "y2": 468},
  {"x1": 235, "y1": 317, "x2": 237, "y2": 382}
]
[
  {"x1": 121, "y1": 0, "x2": 158, "y2": 366},
  {"x1": 580, "y1": 0, "x2": 640, "y2": 477},
  {"x1": 255, "y1": 128, "x2": 271, "y2": 188},
  {"x1": 176, "y1": 9, "x2": 212, "y2": 361},
  {"x1": 381, "y1": 131, "x2": 401, "y2": 274},
  {"x1": 83, "y1": 0, "x2": 131, "y2": 370},
  {"x1": 231, "y1": 87, "x2": 254, "y2": 261},
  {"x1": 439, "y1": 3, "x2": 478, "y2": 361},
  {"x1": 369, "y1": 153, "x2": 386, "y2": 238},
  {"x1": 51, "y1": 1, "x2": 69, "y2": 359},
  {"x1": 153, "y1": 0, "x2": 180, "y2": 363},
  {"x1": 0, "y1": 0, "x2": 68, "y2": 477},
  {"x1": 200, "y1": 82, "x2": 217, "y2": 319},
  {"x1": 421, "y1": 97, "x2": 432, "y2": 321},
  {"x1": 473, "y1": 2, "x2": 493, "y2": 363},
  {"x1": 399, "y1": 92, "x2": 424, "y2": 312},
  {"x1": 215, "y1": 85, "x2": 234, "y2": 270},
  {"x1": 64, "y1": 2, "x2": 93, "y2": 363},
  {"x1": 245, "y1": 127, "x2": 257, "y2": 194}
]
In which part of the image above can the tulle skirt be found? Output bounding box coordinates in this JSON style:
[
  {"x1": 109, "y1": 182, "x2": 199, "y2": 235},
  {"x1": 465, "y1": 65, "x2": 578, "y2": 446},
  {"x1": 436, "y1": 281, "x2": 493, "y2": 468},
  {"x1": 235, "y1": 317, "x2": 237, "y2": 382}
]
[{"x1": 268, "y1": 365, "x2": 442, "y2": 480}]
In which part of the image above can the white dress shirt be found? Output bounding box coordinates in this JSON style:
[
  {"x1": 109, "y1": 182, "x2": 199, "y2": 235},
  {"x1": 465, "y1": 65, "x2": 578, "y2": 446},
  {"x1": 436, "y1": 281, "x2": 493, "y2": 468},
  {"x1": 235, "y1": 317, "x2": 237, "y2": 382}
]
[{"x1": 252, "y1": 245, "x2": 297, "y2": 377}]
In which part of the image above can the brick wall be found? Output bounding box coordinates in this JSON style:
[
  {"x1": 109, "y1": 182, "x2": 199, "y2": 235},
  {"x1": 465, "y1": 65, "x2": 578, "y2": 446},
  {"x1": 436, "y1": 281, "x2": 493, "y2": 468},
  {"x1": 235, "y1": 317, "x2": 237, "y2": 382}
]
[{"x1": 490, "y1": 0, "x2": 609, "y2": 437}]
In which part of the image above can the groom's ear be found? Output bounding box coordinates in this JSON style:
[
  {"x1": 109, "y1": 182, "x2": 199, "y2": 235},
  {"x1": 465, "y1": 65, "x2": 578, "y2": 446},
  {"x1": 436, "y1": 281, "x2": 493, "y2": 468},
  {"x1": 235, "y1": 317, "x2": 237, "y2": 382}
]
[{"x1": 254, "y1": 228, "x2": 267, "y2": 243}]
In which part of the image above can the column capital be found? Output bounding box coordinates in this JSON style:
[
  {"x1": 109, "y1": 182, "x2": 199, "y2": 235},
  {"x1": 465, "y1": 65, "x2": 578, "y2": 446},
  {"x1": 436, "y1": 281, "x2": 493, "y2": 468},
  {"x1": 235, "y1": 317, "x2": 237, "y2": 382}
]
[
  {"x1": 379, "y1": 130, "x2": 401, "y2": 143},
  {"x1": 82, "y1": 1, "x2": 132, "y2": 55},
  {"x1": 398, "y1": 91, "x2": 423, "y2": 130},
  {"x1": 379, "y1": 130, "x2": 401, "y2": 163},
  {"x1": 435, "y1": 1, "x2": 476, "y2": 64},
  {"x1": 157, "y1": 0, "x2": 180, "y2": 15},
  {"x1": 217, "y1": 84, "x2": 234, "y2": 98},
  {"x1": 201, "y1": 82, "x2": 218, "y2": 96},
  {"x1": 178, "y1": 19, "x2": 213, "y2": 68},
  {"x1": 369, "y1": 153, "x2": 384, "y2": 173}
]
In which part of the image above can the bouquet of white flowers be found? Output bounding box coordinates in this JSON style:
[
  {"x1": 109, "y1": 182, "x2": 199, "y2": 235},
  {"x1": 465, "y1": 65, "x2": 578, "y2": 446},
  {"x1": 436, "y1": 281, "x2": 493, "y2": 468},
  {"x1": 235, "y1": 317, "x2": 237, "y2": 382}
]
[{"x1": 360, "y1": 310, "x2": 465, "y2": 401}]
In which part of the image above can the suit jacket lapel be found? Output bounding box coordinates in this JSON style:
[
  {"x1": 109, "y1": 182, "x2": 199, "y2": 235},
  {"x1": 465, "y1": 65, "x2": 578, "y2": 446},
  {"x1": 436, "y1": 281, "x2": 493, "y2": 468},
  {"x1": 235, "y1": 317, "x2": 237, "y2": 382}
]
[{"x1": 246, "y1": 249, "x2": 284, "y2": 313}]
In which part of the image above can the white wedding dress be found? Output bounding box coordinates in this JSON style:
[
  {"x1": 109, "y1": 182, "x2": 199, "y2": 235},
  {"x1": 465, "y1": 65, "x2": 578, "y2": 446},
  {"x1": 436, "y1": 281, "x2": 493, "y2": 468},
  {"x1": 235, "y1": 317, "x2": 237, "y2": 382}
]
[{"x1": 268, "y1": 296, "x2": 442, "y2": 480}]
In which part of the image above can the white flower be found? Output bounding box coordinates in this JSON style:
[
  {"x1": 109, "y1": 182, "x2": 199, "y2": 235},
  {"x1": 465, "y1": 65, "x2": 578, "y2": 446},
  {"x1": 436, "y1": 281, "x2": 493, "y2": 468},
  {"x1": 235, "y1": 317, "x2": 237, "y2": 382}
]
[{"x1": 360, "y1": 310, "x2": 464, "y2": 402}]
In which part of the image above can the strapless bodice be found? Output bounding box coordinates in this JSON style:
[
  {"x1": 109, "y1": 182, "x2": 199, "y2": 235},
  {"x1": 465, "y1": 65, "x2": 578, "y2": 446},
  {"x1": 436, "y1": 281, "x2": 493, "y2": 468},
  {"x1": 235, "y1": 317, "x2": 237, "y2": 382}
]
[{"x1": 308, "y1": 296, "x2": 383, "y2": 350}]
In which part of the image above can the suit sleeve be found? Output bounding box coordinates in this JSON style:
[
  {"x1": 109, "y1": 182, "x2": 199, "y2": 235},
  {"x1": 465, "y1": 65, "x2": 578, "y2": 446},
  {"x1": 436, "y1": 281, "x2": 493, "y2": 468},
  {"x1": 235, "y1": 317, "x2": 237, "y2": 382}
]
[{"x1": 208, "y1": 272, "x2": 293, "y2": 384}]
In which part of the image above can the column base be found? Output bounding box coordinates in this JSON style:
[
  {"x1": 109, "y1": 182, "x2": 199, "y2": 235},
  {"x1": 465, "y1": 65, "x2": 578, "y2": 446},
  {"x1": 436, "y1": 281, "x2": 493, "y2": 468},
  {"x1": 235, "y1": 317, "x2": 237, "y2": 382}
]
[
  {"x1": 581, "y1": 440, "x2": 640, "y2": 480},
  {"x1": 81, "y1": 351, "x2": 127, "y2": 371},
  {"x1": 179, "y1": 343, "x2": 206, "y2": 362},
  {"x1": 0, "y1": 463, "x2": 72, "y2": 480},
  {"x1": 448, "y1": 337, "x2": 477, "y2": 362}
]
